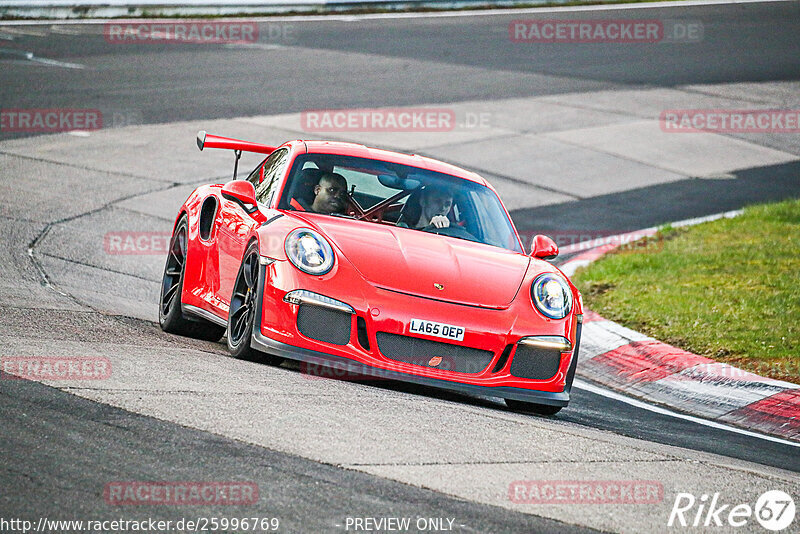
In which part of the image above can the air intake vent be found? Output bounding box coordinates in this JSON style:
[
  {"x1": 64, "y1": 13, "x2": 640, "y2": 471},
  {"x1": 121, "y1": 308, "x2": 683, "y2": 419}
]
[
  {"x1": 297, "y1": 305, "x2": 351, "y2": 345},
  {"x1": 509, "y1": 345, "x2": 562, "y2": 380}
]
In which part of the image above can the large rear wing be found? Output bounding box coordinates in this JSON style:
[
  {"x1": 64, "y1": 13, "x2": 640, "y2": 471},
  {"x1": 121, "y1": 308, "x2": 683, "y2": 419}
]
[
  {"x1": 196, "y1": 130, "x2": 276, "y2": 155},
  {"x1": 196, "y1": 130, "x2": 277, "y2": 180}
]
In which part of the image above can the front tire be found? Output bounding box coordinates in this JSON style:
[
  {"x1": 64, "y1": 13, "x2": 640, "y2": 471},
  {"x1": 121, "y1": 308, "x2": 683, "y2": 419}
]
[
  {"x1": 505, "y1": 398, "x2": 563, "y2": 416},
  {"x1": 227, "y1": 242, "x2": 283, "y2": 365},
  {"x1": 159, "y1": 215, "x2": 225, "y2": 341}
]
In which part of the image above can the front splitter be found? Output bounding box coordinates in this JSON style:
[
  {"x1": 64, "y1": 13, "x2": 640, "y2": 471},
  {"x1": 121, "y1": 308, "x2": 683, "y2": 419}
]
[{"x1": 250, "y1": 329, "x2": 570, "y2": 407}]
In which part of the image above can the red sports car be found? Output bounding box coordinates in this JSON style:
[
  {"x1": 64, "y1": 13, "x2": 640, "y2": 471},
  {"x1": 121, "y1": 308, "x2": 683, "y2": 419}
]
[{"x1": 159, "y1": 131, "x2": 583, "y2": 414}]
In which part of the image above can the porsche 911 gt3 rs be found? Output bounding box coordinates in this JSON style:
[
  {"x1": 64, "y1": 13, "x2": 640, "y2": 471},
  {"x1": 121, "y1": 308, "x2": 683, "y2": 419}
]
[{"x1": 159, "y1": 131, "x2": 583, "y2": 415}]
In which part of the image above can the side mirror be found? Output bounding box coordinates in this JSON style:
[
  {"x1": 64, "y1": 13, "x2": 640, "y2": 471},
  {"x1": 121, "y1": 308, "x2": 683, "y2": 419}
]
[
  {"x1": 221, "y1": 180, "x2": 258, "y2": 214},
  {"x1": 530, "y1": 234, "x2": 559, "y2": 260}
]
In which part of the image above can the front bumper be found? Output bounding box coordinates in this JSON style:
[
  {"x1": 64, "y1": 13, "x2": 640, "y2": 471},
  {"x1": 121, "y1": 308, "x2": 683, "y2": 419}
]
[
  {"x1": 252, "y1": 260, "x2": 581, "y2": 407},
  {"x1": 251, "y1": 328, "x2": 571, "y2": 406}
]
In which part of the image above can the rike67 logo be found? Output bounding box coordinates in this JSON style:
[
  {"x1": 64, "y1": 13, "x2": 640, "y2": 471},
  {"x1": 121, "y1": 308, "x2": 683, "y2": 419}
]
[{"x1": 668, "y1": 490, "x2": 795, "y2": 531}]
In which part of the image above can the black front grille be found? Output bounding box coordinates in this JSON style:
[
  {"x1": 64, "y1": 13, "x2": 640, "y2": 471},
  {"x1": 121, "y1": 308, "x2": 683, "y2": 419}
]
[
  {"x1": 509, "y1": 345, "x2": 563, "y2": 380},
  {"x1": 297, "y1": 305, "x2": 351, "y2": 345},
  {"x1": 376, "y1": 332, "x2": 493, "y2": 374}
]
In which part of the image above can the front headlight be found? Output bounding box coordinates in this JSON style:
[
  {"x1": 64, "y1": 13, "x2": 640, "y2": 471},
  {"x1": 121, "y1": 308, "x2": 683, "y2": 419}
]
[
  {"x1": 284, "y1": 228, "x2": 335, "y2": 275},
  {"x1": 531, "y1": 273, "x2": 572, "y2": 319}
]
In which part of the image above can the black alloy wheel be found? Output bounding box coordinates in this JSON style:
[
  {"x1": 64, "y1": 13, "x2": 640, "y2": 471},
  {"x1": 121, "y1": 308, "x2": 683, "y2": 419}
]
[{"x1": 227, "y1": 242, "x2": 283, "y2": 365}]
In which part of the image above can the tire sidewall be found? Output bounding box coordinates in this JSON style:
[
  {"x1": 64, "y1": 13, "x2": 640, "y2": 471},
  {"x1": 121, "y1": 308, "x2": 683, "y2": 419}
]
[
  {"x1": 159, "y1": 216, "x2": 188, "y2": 329},
  {"x1": 227, "y1": 241, "x2": 260, "y2": 356}
]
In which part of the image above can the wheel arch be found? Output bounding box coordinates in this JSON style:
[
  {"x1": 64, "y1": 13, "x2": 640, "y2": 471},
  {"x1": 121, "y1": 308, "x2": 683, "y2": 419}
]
[{"x1": 173, "y1": 209, "x2": 189, "y2": 232}]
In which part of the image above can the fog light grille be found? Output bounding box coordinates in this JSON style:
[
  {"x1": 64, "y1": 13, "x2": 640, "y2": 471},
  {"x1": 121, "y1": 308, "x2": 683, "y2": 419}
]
[
  {"x1": 509, "y1": 345, "x2": 562, "y2": 380},
  {"x1": 297, "y1": 305, "x2": 351, "y2": 345}
]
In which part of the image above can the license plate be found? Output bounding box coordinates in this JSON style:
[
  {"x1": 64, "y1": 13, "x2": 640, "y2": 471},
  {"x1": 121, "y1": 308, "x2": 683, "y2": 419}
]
[{"x1": 408, "y1": 319, "x2": 465, "y2": 341}]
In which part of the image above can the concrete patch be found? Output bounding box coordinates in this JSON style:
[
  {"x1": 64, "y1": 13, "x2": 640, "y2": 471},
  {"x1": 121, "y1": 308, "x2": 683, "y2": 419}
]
[
  {"x1": 66, "y1": 382, "x2": 668, "y2": 467},
  {"x1": 476, "y1": 171, "x2": 577, "y2": 212},
  {"x1": 424, "y1": 133, "x2": 686, "y2": 199},
  {"x1": 240, "y1": 112, "x2": 513, "y2": 153},
  {"x1": 354, "y1": 459, "x2": 800, "y2": 534},
  {"x1": 0, "y1": 153, "x2": 164, "y2": 223},
  {"x1": 37, "y1": 206, "x2": 175, "y2": 283},
  {"x1": 680, "y1": 81, "x2": 800, "y2": 107},
  {"x1": 443, "y1": 96, "x2": 637, "y2": 136},
  {"x1": 0, "y1": 120, "x2": 300, "y2": 184},
  {"x1": 38, "y1": 253, "x2": 160, "y2": 321},
  {"x1": 546, "y1": 120, "x2": 799, "y2": 177},
  {"x1": 115, "y1": 183, "x2": 209, "y2": 221},
  {"x1": 0, "y1": 218, "x2": 85, "y2": 311},
  {"x1": 539, "y1": 87, "x2": 751, "y2": 121}
]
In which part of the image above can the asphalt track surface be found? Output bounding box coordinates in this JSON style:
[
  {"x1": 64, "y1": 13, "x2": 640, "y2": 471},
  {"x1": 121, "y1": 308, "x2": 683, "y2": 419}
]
[
  {"x1": 1, "y1": 2, "x2": 800, "y2": 532},
  {"x1": 1, "y1": 2, "x2": 799, "y2": 138},
  {"x1": 2, "y1": 378, "x2": 596, "y2": 533}
]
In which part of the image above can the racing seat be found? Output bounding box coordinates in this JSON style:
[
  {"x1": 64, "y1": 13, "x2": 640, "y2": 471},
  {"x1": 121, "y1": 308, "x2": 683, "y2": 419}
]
[
  {"x1": 288, "y1": 168, "x2": 323, "y2": 211},
  {"x1": 396, "y1": 188, "x2": 423, "y2": 227}
]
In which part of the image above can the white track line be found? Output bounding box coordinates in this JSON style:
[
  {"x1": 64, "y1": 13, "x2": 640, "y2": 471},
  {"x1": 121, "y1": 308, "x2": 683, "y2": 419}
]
[
  {"x1": 574, "y1": 378, "x2": 800, "y2": 448},
  {"x1": 0, "y1": 0, "x2": 793, "y2": 25},
  {"x1": 27, "y1": 56, "x2": 85, "y2": 68},
  {"x1": 0, "y1": 47, "x2": 86, "y2": 68}
]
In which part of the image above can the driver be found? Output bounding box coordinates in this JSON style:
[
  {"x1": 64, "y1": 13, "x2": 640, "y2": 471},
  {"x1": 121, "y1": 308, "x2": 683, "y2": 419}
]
[
  {"x1": 412, "y1": 186, "x2": 453, "y2": 229},
  {"x1": 310, "y1": 172, "x2": 348, "y2": 214}
]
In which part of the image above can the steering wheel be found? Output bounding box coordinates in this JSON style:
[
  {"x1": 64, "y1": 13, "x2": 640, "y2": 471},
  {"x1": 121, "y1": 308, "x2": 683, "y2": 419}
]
[{"x1": 423, "y1": 224, "x2": 480, "y2": 243}]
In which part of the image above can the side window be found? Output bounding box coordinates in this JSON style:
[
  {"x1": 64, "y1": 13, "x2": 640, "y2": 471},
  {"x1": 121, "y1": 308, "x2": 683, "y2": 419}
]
[
  {"x1": 246, "y1": 156, "x2": 268, "y2": 186},
  {"x1": 253, "y1": 148, "x2": 290, "y2": 206}
]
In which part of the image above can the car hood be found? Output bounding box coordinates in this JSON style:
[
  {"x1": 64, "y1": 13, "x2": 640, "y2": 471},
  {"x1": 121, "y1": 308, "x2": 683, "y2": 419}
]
[{"x1": 295, "y1": 214, "x2": 530, "y2": 308}]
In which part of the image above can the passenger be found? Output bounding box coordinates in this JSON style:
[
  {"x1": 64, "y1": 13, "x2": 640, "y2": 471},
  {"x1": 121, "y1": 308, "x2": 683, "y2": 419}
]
[
  {"x1": 310, "y1": 172, "x2": 348, "y2": 214},
  {"x1": 399, "y1": 186, "x2": 453, "y2": 229}
]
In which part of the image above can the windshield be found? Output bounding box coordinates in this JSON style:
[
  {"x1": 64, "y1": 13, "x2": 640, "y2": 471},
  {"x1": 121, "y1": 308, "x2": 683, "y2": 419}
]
[{"x1": 278, "y1": 153, "x2": 523, "y2": 253}]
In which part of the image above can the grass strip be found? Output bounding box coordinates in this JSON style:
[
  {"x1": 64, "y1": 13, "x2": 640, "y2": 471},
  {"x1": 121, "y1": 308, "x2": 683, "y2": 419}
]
[{"x1": 573, "y1": 198, "x2": 800, "y2": 384}]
